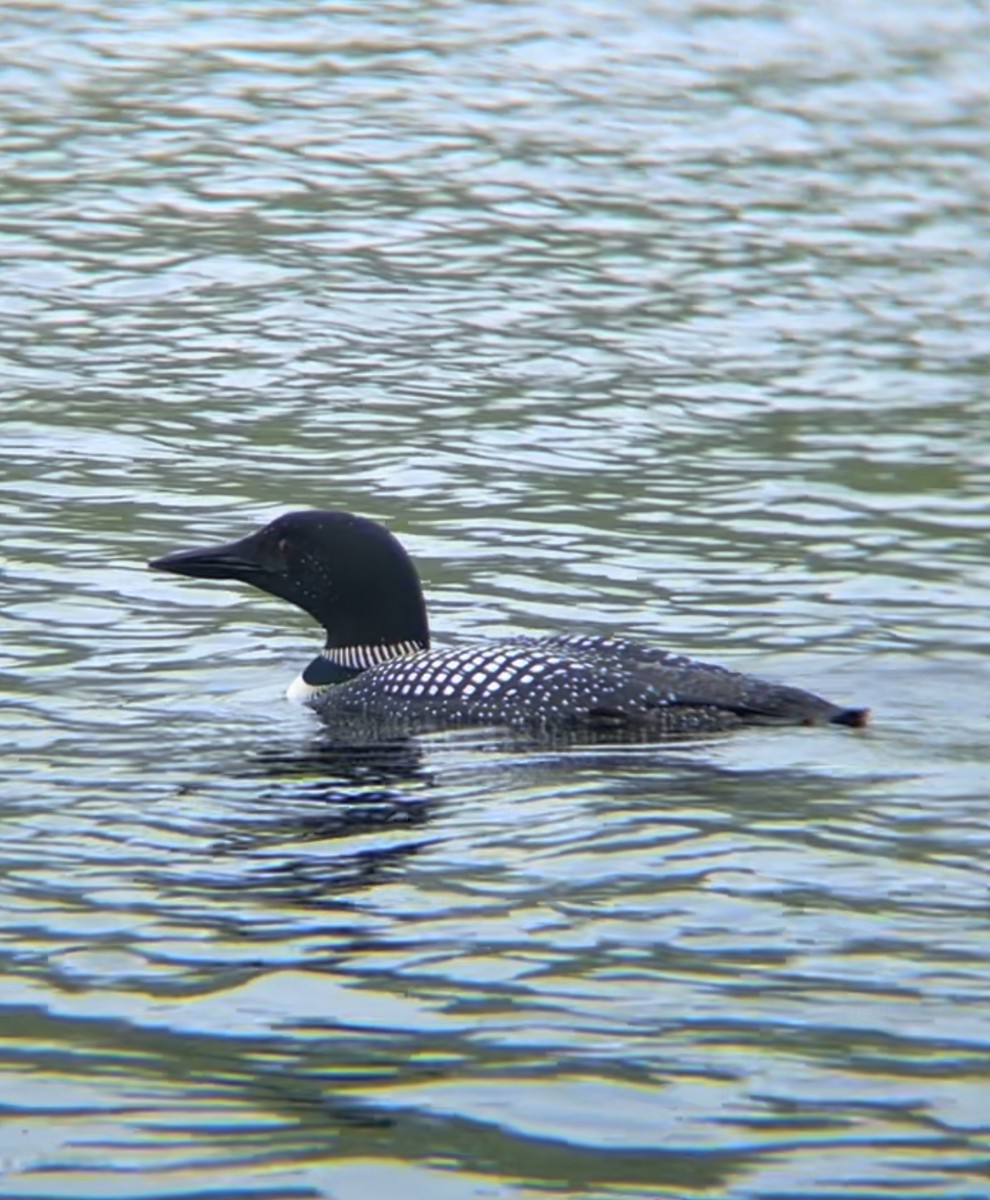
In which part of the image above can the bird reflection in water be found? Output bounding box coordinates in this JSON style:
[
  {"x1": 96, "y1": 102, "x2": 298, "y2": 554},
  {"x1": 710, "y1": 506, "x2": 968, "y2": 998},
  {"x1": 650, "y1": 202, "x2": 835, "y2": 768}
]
[{"x1": 208, "y1": 736, "x2": 436, "y2": 900}]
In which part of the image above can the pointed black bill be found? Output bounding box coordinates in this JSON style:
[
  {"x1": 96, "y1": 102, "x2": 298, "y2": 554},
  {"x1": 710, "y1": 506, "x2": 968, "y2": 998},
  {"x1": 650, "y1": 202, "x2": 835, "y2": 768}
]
[{"x1": 148, "y1": 536, "x2": 265, "y2": 581}]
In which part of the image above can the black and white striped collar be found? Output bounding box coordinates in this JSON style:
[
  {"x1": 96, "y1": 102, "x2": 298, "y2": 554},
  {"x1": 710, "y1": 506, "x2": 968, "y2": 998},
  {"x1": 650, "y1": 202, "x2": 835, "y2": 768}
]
[
  {"x1": 322, "y1": 639, "x2": 426, "y2": 670},
  {"x1": 287, "y1": 638, "x2": 427, "y2": 705}
]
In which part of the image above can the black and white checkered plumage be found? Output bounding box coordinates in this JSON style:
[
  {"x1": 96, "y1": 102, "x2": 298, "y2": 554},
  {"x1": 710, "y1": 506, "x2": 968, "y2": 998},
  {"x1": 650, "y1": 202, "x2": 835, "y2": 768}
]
[{"x1": 151, "y1": 510, "x2": 868, "y2": 737}]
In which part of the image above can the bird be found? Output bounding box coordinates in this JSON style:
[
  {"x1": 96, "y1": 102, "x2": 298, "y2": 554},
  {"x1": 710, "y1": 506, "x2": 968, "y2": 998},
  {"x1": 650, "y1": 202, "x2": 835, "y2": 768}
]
[{"x1": 149, "y1": 509, "x2": 868, "y2": 738}]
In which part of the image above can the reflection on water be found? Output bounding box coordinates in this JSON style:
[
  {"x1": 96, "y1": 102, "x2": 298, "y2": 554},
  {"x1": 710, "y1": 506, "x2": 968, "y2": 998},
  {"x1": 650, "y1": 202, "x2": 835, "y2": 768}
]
[{"x1": 2, "y1": 0, "x2": 990, "y2": 1196}]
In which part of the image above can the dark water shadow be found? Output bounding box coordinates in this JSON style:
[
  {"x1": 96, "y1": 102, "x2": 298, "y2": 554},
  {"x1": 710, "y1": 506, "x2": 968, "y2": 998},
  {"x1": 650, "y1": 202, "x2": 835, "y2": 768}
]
[
  {"x1": 174, "y1": 719, "x2": 894, "y2": 914},
  {"x1": 0, "y1": 1004, "x2": 752, "y2": 1197}
]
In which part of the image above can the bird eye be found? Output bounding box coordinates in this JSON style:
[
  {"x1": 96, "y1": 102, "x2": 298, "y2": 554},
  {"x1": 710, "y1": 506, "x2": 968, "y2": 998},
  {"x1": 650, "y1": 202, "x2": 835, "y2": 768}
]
[{"x1": 278, "y1": 538, "x2": 291, "y2": 558}]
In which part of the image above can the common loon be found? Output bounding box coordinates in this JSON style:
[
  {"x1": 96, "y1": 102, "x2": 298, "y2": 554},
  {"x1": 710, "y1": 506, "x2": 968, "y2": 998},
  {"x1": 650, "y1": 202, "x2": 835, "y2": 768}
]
[{"x1": 149, "y1": 510, "x2": 868, "y2": 736}]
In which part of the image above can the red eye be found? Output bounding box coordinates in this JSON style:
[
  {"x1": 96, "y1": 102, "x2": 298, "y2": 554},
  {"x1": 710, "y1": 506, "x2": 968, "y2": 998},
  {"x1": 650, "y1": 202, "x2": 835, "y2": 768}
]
[{"x1": 278, "y1": 538, "x2": 291, "y2": 558}]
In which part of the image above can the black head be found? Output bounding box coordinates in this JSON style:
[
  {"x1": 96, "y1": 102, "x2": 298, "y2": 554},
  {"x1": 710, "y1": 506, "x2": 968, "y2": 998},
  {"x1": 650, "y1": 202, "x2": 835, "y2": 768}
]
[{"x1": 149, "y1": 510, "x2": 430, "y2": 651}]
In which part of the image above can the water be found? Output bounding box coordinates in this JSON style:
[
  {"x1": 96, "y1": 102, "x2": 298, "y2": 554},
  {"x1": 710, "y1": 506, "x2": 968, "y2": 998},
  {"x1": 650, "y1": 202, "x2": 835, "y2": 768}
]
[{"x1": 2, "y1": 1, "x2": 989, "y2": 1197}]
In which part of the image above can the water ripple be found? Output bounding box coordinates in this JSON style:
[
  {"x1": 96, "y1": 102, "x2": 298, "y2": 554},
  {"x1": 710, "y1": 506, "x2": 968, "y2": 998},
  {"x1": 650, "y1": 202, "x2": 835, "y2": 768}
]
[{"x1": 2, "y1": 0, "x2": 990, "y2": 1195}]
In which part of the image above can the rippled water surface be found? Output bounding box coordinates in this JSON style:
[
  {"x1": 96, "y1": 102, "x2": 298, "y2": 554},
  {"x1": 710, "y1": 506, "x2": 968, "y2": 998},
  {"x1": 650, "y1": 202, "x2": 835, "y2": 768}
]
[{"x1": 2, "y1": 1, "x2": 989, "y2": 1197}]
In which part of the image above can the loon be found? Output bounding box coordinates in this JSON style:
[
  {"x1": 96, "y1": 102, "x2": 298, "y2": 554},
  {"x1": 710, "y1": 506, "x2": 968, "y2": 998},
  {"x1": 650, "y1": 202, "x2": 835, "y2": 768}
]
[{"x1": 149, "y1": 509, "x2": 868, "y2": 737}]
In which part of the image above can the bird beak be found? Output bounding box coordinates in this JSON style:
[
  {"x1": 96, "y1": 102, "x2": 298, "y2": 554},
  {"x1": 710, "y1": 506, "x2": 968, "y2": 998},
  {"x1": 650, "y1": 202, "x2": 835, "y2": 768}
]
[{"x1": 149, "y1": 534, "x2": 266, "y2": 582}]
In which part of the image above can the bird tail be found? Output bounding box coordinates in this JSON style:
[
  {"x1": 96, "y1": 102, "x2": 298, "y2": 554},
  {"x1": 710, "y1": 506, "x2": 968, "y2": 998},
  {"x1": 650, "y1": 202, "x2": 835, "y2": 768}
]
[{"x1": 828, "y1": 707, "x2": 870, "y2": 728}]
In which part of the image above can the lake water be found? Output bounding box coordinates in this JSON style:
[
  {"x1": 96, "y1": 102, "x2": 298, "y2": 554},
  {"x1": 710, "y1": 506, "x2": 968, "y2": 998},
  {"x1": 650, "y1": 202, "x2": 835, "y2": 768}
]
[{"x1": 2, "y1": 1, "x2": 989, "y2": 1197}]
